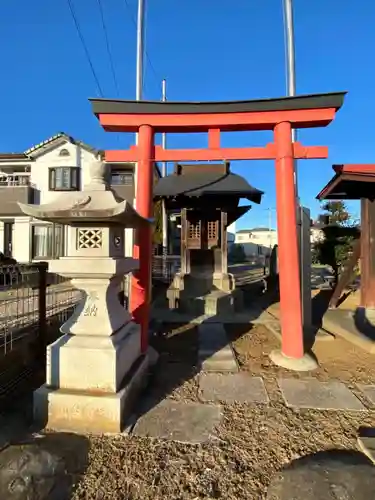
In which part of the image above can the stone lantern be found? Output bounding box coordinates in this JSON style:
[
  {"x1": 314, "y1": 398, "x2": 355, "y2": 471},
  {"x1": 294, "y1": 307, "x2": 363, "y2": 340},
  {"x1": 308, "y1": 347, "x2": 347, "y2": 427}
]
[{"x1": 18, "y1": 159, "x2": 156, "y2": 434}]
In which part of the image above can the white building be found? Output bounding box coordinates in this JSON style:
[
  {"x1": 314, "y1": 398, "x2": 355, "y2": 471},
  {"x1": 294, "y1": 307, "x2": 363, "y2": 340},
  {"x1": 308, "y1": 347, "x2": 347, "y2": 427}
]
[
  {"x1": 0, "y1": 132, "x2": 159, "y2": 263},
  {"x1": 235, "y1": 227, "x2": 278, "y2": 258}
]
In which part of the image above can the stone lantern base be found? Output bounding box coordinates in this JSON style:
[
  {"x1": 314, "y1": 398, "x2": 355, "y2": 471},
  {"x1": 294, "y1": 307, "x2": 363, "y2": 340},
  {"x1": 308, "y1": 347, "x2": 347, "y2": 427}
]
[{"x1": 34, "y1": 340, "x2": 157, "y2": 434}]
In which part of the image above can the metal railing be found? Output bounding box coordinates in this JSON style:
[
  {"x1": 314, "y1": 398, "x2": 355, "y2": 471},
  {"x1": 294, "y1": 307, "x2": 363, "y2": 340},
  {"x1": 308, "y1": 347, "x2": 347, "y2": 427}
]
[
  {"x1": 0, "y1": 174, "x2": 31, "y2": 186},
  {"x1": 152, "y1": 254, "x2": 181, "y2": 285},
  {"x1": 0, "y1": 263, "x2": 82, "y2": 408}
]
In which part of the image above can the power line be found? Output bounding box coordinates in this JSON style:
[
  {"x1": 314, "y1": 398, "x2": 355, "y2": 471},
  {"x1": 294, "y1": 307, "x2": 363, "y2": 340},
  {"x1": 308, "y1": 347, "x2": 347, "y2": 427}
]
[
  {"x1": 96, "y1": 0, "x2": 120, "y2": 97},
  {"x1": 123, "y1": 0, "x2": 160, "y2": 86},
  {"x1": 66, "y1": 0, "x2": 104, "y2": 96}
]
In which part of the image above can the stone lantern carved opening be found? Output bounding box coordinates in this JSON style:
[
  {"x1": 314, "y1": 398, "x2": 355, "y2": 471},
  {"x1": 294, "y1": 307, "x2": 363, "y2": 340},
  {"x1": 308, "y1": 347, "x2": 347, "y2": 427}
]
[{"x1": 77, "y1": 229, "x2": 103, "y2": 249}]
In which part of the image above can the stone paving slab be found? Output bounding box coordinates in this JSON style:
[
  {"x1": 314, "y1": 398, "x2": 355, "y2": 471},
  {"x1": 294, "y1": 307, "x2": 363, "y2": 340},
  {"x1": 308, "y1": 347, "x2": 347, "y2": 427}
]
[
  {"x1": 132, "y1": 400, "x2": 222, "y2": 444},
  {"x1": 151, "y1": 308, "x2": 274, "y2": 324},
  {"x1": 323, "y1": 309, "x2": 375, "y2": 353},
  {"x1": 199, "y1": 373, "x2": 269, "y2": 404},
  {"x1": 198, "y1": 323, "x2": 239, "y2": 372},
  {"x1": 357, "y1": 384, "x2": 375, "y2": 405},
  {"x1": 358, "y1": 436, "x2": 375, "y2": 465},
  {"x1": 278, "y1": 378, "x2": 366, "y2": 411},
  {"x1": 267, "y1": 450, "x2": 375, "y2": 499}
]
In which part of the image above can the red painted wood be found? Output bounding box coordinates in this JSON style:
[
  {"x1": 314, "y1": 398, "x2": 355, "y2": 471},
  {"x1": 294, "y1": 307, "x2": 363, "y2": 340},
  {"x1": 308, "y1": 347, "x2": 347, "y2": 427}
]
[
  {"x1": 105, "y1": 143, "x2": 328, "y2": 163},
  {"x1": 336, "y1": 164, "x2": 375, "y2": 174},
  {"x1": 208, "y1": 128, "x2": 221, "y2": 149},
  {"x1": 129, "y1": 125, "x2": 154, "y2": 353},
  {"x1": 97, "y1": 107, "x2": 337, "y2": 133},
  {"x1": 274, "y1": 121, "x2": 304, "y2": 359}
]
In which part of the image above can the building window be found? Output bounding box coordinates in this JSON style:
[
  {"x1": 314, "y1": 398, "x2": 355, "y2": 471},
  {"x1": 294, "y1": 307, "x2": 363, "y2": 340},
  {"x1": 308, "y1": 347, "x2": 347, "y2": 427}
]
[
  {"x1": 59, "y1": 148, "x2": 70, "y2": 157},
  {"x1": 49, "y1": 167, "x2": 79, "y2": 191},
  {"x1": 32, "y1": 224, "x2": 65, "y2": 259},
  {"x1": 110, "y1": 171, "x2": 133, "y2": 185}
]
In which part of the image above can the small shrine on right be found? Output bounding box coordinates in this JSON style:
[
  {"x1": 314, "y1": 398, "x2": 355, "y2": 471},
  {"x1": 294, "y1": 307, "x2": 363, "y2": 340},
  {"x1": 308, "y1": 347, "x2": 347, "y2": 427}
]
[
  {"x1": 154, "y1": 162, "x2": 264, "y2": 316},
  {"x1": 317, "y1": 163, "x2": 375, "y2": 313}
]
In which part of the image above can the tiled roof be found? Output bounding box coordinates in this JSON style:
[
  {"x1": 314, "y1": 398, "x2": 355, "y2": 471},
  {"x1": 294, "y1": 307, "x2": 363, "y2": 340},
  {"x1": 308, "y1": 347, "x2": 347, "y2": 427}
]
[{"x1": 24, "y1": 132, "x2": 99, "y2": 156}]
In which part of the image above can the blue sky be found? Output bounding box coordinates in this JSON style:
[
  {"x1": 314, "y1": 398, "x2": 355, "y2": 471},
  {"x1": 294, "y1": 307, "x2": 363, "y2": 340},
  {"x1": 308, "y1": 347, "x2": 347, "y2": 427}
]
[{"x1": 1, "y1": 0, "x2": 374, "y2": 229}]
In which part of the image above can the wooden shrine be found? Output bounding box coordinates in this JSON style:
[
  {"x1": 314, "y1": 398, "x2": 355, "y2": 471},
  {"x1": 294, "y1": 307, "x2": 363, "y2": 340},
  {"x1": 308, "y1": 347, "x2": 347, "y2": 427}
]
[
  {"x1": 317, "y1": 164, "x2": 375, "y2": 311},
  {"x1": 154, "y1": 162, "x2": 263, "y2": 314}
]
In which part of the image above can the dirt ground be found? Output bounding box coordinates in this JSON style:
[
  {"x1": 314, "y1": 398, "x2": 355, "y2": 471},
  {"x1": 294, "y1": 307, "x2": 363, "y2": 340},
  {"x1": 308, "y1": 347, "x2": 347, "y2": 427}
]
[{"x1": 70, "y1": 323, "x2": 375, "y2": 500}]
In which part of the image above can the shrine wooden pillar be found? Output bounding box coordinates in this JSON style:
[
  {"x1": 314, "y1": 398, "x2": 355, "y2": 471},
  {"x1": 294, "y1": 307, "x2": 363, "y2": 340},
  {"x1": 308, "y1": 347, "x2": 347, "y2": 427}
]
[
  {"x1": 130, "y1": 124, "x2": 154, "y2": 352},
  {"x1": 180, "y1": 208, "x2": 190, "y2": 274},
  {"x1": 360, "y1": 198, "x2": 375, "y2": 309},
  {"x1": 273, "y1": 122, "x2": 304, "y2": 360},
  {"x1": 220, "y1": 211, "x2": 228, "y2": 274}
]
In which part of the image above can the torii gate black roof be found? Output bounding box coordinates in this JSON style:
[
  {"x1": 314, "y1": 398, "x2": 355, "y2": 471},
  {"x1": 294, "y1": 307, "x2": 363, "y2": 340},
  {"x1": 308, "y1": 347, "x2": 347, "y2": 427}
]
[{"x1": 90, "y1": 92, "x2": 346, "y2": 116}]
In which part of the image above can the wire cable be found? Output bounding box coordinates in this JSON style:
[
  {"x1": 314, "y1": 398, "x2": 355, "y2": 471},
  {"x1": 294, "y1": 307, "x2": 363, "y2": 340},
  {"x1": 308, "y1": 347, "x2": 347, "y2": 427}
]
[
  {"x1": 66, "y1": 0, "x2": 104, "y2": 96},
  {"x1": 96, "y1": 0, "x2": 120, "y2": 97},
  {"x1": 123, "y1": 0, "x2": 160, "y2": 85}
]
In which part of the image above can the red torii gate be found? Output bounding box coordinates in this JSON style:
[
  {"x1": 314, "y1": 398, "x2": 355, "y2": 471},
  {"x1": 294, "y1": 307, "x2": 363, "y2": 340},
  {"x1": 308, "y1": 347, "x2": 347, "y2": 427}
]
[{"x1": 90, "y1": 92, "x2": 345, "y2": 371}]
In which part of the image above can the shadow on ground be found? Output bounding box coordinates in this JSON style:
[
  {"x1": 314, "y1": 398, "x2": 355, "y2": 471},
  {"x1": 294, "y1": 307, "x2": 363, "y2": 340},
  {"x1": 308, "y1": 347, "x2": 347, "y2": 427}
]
[
  {"x1": 301, "y1": 289, "x2": 336, "y2": 351},
  {"x1": 0, "y1": 430, "x2": 89, "y2": 499},
  {"x1": 353, "y1": 307, "x2": 375, "y2": 341},
  {"x1": 267, "y1": 449, "x2": 375, "y2": 500}
]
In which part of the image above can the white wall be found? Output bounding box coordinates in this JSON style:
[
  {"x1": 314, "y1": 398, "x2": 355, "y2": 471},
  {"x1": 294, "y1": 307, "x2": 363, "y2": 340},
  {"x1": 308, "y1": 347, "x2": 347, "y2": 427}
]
[
  {"x1": 235, "y1": 230, "x2": 278, "y2": 252},
  {"x1": 13, "y1": 217, "x2": 31, "y2": 262},
  {"x1": 30, "y1": 142, "x2": 96, "y2": 205}
]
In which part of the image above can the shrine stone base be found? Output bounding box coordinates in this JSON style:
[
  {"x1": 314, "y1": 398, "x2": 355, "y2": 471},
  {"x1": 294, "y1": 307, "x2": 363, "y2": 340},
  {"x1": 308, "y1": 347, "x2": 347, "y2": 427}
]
[{"x1": 166, "y1": 273, "x2": 243, "y2": 316}]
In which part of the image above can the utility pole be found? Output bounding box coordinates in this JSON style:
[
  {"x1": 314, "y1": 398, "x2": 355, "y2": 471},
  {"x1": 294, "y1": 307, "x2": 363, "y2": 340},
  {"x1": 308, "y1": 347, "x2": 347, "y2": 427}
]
[
  {"x1": 283, "y1": 0, "x2": 311, "y2": 331},
  {"x1": 283, "y1": 0, "x2": 298, "y2": 196},
  {"x1": 268, "y1": 207, "x2": 273, "y2": 254},
  {"x1": 135, "y1": 0, "x2": 145, "y2": 102},
  {"x1": 161, "y1": 79, "x2": 169, "y2": 266},
  {"x1": 129, "y1": 0, "x2": 146, "y2": 304},
  {"x1": 161, "y1": 79, "x2": 167, "y2": 177},
  {"x1": 134, "y1": 0, "x2": 145, "y2": 195}
]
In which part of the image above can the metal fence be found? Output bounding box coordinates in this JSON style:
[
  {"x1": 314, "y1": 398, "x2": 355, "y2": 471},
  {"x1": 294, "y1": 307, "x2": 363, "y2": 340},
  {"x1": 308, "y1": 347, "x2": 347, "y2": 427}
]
[
  {"x1": 0, "y1": 263, "x2": 82, "y2": 408},
  {"x1": 152, "y1": 255, "x2": 180, "y2": 285}
]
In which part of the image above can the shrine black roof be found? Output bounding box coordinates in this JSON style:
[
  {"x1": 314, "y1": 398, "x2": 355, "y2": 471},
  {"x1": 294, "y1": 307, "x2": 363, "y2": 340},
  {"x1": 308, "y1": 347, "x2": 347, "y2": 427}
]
[
  {"x1": 90, "y1": 92, "x2": 346, "y2": 115},
  {"x1": 317, "y1": 165, "x2": 375, "y2": 200},
  {"x1": 154, "y1": 172, "x2": 263, "y2": 204}
]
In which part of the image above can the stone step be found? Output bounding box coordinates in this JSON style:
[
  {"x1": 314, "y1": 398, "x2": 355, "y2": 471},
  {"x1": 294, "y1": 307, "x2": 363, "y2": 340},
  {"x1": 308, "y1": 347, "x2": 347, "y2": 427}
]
[
  {"x1": 200, "y1": 354, "x2": 239, "y2": 373},
  {"x1": 178, "y1": 291, "x2": 237, "y2": 316},
  {"x1": 198, "y1": 323, "x2": 239, "y2": 373}
]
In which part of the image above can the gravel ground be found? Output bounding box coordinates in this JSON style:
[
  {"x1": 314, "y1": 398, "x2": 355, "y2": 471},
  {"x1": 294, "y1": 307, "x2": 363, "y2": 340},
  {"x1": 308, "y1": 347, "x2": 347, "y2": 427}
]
[{"x1": 67, "y1": 323, "x2": 375, "y2": 500}]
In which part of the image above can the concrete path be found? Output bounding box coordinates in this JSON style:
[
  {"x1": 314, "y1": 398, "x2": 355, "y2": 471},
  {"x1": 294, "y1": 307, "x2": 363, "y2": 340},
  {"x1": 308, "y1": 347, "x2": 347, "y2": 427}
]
[
  {"x1": 132, "y1": 374, "x2": 375, "y2": 444},
  {"x1": 199, "y1": 373, "x2": 269, "y2": 404},
  {"x1": 198, "y1": 323, "x2": 238, "y2": 372},
  {"x1": 278, "y1": 378, "x2": 365, "y2": 411},
  {"x1": 133, "y1": 400, "x2": 222, "y2": 444}
]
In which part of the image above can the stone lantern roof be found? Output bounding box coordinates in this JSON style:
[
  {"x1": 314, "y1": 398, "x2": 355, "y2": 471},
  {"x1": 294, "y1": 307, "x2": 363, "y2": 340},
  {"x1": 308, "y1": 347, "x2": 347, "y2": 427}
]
[{"x1": 18, "y1": 158, "x2": 152, "y2": 227}]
